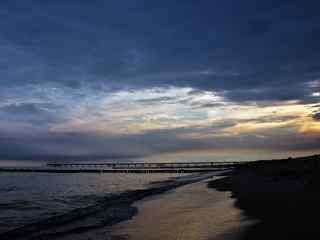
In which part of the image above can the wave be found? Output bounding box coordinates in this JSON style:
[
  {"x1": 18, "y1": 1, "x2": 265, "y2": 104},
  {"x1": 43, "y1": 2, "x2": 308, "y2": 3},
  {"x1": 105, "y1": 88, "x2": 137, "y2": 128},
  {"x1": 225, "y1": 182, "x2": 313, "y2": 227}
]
[
  {"x1": 0, "y1": 186, "x2": 18, "y2": 193},
  {"x1": 0, "y1": 172, "x2": 216, "y2": 240},
  {"x1": 0, "y1": 200, "x2": 42, "y2": 211}
]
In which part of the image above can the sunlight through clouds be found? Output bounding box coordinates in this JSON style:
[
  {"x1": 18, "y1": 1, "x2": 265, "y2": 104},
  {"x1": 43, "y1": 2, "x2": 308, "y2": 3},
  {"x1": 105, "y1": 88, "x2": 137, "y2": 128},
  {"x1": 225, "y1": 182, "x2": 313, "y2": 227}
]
[{"x1": 44, "y1": 85, "x2": 319, "y2": 142}]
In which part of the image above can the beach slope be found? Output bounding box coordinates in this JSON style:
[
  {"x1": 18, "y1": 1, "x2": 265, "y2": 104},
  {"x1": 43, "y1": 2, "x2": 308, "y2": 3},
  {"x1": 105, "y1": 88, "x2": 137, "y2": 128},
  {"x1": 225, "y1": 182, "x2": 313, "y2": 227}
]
[{"x1": 209, "y1": 154, "x2": 320, "y2": 239}]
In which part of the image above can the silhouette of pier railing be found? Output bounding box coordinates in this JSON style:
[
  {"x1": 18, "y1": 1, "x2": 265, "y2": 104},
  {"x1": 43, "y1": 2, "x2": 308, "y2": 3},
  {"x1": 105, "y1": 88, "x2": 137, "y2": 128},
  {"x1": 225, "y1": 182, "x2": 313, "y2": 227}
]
[
  {"x1": 0, "y1": 161, "x2": 250, "y2": 173},
  {"x1": 44, "y1": 161, "x2": 249, "y2": 172},
  {"x1": 47, "y1": 161, "x2": 246, "y2": 168}
]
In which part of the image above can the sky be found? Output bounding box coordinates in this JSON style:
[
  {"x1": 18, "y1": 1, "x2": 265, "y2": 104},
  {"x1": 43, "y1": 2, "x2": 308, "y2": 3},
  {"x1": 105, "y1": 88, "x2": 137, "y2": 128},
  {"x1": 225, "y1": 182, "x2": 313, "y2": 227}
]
[{"x1": 0, "y1": 0, "x2": 319, "y2": 162}]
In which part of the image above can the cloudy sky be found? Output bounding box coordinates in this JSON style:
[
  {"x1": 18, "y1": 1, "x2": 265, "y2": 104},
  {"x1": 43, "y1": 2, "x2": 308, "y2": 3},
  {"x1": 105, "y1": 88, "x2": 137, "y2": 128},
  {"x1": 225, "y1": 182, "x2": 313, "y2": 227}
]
[{"x1": 0, "y1": 0, "x2": 319, "y2": 161}]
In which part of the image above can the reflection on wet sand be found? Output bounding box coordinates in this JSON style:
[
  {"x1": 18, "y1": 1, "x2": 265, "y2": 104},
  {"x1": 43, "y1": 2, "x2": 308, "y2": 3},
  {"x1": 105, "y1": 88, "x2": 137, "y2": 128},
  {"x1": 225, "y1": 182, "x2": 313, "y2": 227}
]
[{"x1": 62, "y1": 180, "x2": 254, "y2": 240}]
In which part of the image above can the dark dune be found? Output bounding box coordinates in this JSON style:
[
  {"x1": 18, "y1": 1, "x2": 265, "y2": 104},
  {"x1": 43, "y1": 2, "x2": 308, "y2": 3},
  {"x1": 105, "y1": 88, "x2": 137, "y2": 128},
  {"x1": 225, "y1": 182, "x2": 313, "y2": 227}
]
[{"x1": 208, "y1": 154, "x2": 320, "y2": 239}]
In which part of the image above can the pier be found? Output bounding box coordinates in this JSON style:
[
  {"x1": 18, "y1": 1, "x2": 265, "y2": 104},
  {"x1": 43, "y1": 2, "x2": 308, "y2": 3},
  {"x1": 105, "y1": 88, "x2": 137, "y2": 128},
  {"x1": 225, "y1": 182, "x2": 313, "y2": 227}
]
[
  {"x1": 47, "y1": 161, "x2": 247, "y2": 169},
  {"x1": 0, "y1": 161, "x2": 251, "y2": 173}
]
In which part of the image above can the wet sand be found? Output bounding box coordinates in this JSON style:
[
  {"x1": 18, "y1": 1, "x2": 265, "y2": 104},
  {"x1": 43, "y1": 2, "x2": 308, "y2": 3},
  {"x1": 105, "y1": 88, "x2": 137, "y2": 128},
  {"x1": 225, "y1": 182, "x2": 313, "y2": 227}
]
[{"x1": 60, "y1": 179, "x2": 254, "y2": 240}]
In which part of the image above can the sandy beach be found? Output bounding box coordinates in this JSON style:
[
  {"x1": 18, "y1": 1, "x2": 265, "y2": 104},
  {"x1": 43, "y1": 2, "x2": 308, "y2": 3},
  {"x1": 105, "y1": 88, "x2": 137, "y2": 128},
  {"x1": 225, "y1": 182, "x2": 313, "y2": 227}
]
[
  {"x1": 209, "y1": 155, "x2": 320, "y2": 239},
  {"x1": 59, "y1": 179, "x2": 253, "y2": 240}
]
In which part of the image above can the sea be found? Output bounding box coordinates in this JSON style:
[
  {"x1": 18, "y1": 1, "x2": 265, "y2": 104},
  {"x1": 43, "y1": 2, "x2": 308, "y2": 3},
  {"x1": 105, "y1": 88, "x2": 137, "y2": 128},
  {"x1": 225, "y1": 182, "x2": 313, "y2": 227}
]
[{"x1": 0, "y1": 160, "x2": 187, "y2": 234}]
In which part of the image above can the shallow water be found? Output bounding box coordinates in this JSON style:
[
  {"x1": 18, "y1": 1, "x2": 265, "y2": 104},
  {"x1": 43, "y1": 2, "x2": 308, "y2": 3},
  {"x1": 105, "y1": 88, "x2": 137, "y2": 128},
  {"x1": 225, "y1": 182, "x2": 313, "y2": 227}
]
[{"x1": 0, "y1": 171, "x2": 184, "y2": 233}]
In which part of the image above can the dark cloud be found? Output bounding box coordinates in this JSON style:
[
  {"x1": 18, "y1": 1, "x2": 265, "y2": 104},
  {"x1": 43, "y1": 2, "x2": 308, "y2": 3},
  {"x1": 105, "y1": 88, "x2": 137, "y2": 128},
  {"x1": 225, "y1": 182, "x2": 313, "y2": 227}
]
[
  {"x1": 1, "y1": 103, "x2": 45, "y2": 114},
  {"x1": 136, "y1": 96, "x2": 176, "y2": 104},
  {"x1": 0, "y1": 103, "x2": 62, "y2": 125},
  {"x1": 312, "y1": 112, "x2": 320, "y2": 121},
  {"x1": 247, "y1": 115, "x2": 298, "y2": 123},
  {"x1": 0, "y1": 0, "x2": 320, "y2": 102},
  {"x1": 197, "y1": 103, "x2": 226, "y2": 109}
]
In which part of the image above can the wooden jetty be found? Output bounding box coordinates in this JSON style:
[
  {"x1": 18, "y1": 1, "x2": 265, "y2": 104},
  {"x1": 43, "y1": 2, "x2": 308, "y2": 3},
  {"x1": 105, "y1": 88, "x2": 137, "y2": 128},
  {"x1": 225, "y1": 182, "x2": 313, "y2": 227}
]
[
  {"x1": 0, "y1": 161, "x2": 251, "y2": 173},
  {"x1": 47, "y1": 161, "x2": 247, "y2": 169}
]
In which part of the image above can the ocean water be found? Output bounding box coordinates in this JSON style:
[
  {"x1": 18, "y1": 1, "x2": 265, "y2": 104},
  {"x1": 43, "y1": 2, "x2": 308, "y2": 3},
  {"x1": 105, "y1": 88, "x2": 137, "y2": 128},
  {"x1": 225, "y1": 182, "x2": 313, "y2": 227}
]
[{"x1": 0, "y1": 161, "x2": 186, "y2": 234}]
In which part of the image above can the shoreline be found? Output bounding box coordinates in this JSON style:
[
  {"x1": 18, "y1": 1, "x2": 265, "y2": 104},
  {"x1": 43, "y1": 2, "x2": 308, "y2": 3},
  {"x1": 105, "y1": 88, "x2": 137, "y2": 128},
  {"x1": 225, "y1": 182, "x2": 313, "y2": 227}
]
[
  {"x1": 59, "y1": 176, "x2": 253, "y2": 240},
  {"x1": 208, "y1": 155, "x2": 320, "y2": 239},
  {"x1": 0, "y1": 172, "x2": 218, "y2": 240}
]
